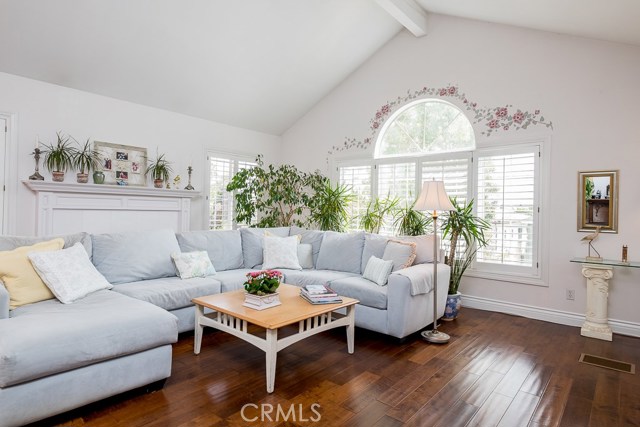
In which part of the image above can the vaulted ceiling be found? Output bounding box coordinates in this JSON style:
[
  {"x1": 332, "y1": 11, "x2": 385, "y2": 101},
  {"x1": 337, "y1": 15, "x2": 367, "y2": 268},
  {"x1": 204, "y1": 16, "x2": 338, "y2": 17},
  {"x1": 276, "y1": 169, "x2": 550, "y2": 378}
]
[{"x1": 1, "y1": 0, "x2": 639, "y2": 135}]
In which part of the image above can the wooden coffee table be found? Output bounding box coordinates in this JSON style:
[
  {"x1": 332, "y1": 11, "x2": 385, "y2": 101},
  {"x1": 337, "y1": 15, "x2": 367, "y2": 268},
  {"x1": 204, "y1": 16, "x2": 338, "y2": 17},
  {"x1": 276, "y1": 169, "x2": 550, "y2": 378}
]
[{"x1": 192, "y1": 283, "x2": 358, "y2": 393}]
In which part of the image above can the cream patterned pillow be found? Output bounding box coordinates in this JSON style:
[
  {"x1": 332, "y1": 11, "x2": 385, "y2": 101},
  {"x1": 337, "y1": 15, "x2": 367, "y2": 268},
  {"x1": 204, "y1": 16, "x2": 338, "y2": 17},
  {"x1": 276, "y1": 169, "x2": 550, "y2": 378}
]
[
  {"x1": 383, "y1": 240, "x2": 417, "y2": 271},
  {"x1": 263, "y1": 235, "x2": 302, "y2": 270},
  {"x1": 171, "y1": 251, "x2": 216, "y2": 279},
  {"x1": 363, "y1": 256, "x2": 394, "y2": 286},
  {"x1": 28, "y1": 242, "x2": 113, "y2": 304}
]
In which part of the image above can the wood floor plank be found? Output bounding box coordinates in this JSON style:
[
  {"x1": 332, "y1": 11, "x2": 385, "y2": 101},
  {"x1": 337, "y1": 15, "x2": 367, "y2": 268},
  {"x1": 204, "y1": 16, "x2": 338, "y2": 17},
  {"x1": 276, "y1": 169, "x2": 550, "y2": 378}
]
[{"x1": 26, "y1": 308, "x2": 640, "y2": 427}]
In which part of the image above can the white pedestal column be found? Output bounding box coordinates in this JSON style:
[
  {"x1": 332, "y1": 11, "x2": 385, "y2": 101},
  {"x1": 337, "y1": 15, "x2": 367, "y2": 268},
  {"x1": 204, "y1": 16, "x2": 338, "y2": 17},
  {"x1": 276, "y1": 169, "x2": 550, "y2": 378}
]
[{"x1": 580, "y1": 264, "x2": 613, "y2": 341}]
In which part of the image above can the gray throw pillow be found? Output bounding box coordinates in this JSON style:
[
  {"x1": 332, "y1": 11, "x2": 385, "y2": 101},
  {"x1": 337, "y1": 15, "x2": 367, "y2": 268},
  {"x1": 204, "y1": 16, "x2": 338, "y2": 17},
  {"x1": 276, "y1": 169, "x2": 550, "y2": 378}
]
[
  {"x1": 316, "y1": 231, "x2": 365, "y2": 274},
  {"x1": 290, "y1": 226, "x2": 325, "y2": 267},
  {"x1": 362, "y1": 256, "x2": 394, "y2": 286},
  {"x1": 297, "y1": 244, "x2": 314, "y2": 269},
  {"x1": 360, "y1": 233, "x2": 389, "y2": 273},
  {"x1": 382, "y1": 240, "x2": 417, "y2": 271}
]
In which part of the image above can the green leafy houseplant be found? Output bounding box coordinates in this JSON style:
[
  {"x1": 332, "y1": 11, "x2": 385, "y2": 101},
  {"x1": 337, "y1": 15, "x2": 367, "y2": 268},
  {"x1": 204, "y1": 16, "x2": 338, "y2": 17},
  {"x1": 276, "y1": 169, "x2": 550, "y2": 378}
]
[
  {"x1": 359, "y1": 197, "x2": 399, "y2": 234},
  {"x1": 244, "y1": 270, "x2": 283, "y2": 295},
  {"x1": 146, "y1": 151, "x2": 173, "y2": 188},
  {"x1": 72, "y1": 139, "x2": 103, "y2": 183},
  {"x1": 226, "y1": 155, "x2": 327, "y2": 227},
  {"x1": 42, "y1": 132, "x2": 75, "y2": 182},
  {"x1": 441, "y1": 197, "x2": 491, "y2": 295},
  {"x1": 393, "y1": 202, "x2": 431, "y2": 236},
  {"x1": 309, "y1": 182, "x2": 355, "y2": 232}
]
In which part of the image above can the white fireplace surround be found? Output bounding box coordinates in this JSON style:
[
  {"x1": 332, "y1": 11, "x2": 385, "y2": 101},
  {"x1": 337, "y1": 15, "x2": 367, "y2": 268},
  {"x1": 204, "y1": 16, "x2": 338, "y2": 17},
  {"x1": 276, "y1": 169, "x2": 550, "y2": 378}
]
[{"x1": 23, "y1": 181, "x2": 200, "y2": 236}]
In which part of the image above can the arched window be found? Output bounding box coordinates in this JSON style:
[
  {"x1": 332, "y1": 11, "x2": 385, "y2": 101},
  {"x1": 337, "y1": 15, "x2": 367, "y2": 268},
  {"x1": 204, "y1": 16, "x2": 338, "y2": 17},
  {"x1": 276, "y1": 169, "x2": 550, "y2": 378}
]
[{"x1": 375, "y1": 99, "x2": 475, "y2": 158}]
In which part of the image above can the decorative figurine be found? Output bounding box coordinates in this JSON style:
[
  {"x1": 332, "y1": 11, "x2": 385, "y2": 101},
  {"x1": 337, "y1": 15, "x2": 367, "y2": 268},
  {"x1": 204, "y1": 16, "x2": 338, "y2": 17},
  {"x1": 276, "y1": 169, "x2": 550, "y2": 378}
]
[
  {"x1": 29, "y1": 148, "x2": 45, "y2": 180},
  {"x1": 184, "y1": 166, "x2": 195, "y2": 190},
  {"x1": 173, "y1": 175, "x2": 181, "y2": 189},
  {"x1": 622, "y1": 245, "x2": 628, "y2": 263},
  {"x1": 581, "y1": 226, "x2": 602, "y2": 261}
]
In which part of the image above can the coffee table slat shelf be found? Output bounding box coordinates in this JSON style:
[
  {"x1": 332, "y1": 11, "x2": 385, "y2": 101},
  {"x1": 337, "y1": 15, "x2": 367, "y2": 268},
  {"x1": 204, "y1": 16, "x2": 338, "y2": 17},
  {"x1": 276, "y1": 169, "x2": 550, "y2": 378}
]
[{"x1": 192, "y1": 284, "x2": 358, "y2": 393}]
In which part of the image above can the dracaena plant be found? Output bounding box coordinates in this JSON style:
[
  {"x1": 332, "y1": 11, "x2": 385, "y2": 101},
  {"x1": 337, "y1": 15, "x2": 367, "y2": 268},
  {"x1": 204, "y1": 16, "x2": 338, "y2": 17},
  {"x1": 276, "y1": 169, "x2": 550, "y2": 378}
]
[{"x1": 308, "y1": 182, "x2": 355, "y2": 232}]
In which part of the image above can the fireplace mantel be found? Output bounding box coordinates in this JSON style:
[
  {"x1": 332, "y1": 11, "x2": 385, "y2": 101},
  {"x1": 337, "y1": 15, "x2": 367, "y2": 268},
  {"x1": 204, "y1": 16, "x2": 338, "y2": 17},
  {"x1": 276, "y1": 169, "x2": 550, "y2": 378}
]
[{"x1": 23, "y1": 180, "x2": 200, "y2": 236}]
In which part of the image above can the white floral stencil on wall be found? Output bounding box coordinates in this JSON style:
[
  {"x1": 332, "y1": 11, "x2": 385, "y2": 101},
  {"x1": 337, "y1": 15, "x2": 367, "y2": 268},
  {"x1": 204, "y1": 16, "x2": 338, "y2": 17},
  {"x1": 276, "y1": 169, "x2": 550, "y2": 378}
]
[{"x1": 328, "y1": 85, "x2": 554, "y2": 157}]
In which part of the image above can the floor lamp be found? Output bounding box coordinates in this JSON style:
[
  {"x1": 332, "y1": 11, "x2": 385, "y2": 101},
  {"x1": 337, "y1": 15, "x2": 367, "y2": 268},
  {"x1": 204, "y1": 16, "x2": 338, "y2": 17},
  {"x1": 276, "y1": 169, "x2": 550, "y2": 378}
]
[{"x1": 414, "y1": 180, "x2": 455, "y2": 344}]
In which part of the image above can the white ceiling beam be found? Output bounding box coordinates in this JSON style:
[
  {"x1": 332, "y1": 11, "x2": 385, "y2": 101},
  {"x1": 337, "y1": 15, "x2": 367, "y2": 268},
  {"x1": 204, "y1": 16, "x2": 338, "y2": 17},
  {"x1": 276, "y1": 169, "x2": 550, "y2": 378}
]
[{"x1": 375, "y1": 0, "x2": 429, "y2": 37}]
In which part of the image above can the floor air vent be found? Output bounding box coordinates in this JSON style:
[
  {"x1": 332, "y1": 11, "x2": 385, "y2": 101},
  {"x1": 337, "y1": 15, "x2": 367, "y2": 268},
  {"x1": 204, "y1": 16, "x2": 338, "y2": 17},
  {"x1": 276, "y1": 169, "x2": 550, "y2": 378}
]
[{"x1": 579, "y1": 353, "x2": 635, "y2": 374}]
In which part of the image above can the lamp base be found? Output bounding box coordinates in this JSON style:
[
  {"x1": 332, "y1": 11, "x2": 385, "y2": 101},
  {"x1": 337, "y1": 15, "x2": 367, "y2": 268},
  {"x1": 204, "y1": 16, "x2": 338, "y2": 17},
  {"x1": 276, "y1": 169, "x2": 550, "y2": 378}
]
[{"x1": 421, "y1": 329, "x2": 450, "y2": 344}]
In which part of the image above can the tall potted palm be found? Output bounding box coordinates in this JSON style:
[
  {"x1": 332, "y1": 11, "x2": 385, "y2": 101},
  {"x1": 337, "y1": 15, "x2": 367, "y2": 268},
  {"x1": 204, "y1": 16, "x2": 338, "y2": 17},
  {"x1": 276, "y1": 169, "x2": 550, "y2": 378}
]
[
  {"x1": 393, "y1": 202, "x2": 431, "y2": 236},
  {"x1": 309, "y1": 182, "x2": 355, "y2": 231},
  {"x1": 441, "y1": 197, "x2": 490, "y2": 320},
  {"x1": 359, "y1": 197, "x2": 399, "y2": 234}
]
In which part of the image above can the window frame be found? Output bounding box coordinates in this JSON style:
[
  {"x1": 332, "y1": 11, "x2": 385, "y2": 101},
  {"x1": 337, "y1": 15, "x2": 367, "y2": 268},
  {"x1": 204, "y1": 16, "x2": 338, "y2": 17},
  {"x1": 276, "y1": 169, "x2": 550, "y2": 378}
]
[{"x1": 204, "y1": 150, "x2": 257, "y2": 230}]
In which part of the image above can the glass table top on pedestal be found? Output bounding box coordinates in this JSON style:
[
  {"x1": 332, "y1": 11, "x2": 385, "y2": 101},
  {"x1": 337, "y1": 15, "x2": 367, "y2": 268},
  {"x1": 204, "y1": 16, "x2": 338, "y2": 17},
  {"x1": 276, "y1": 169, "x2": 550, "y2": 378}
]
[{"x1": 570, "y1": 257, "x2": 638, "y2": 341}]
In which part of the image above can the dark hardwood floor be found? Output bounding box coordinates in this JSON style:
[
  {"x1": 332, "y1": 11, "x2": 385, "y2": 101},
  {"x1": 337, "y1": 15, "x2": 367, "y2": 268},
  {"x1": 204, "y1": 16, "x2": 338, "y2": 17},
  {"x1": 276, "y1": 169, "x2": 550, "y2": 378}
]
[{"x1": 35, "y1": 308, "x2": 640, "y2": 427}]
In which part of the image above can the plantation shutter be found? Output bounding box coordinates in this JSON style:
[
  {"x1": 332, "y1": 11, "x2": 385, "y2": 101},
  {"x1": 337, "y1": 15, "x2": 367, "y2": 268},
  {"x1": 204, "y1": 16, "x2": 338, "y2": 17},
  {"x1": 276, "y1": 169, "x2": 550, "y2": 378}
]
[
  {"x1": 377, "y1": 162, "x2": 416, "y2": 235},
  {"x1": 338, "y1": 165, "x2": 373, "y2": 231},
  {"x1": 475, "y1": 147, "x2": 538, "y2": 274},
  {"x1": 209, "y1": 156, "x2": 256, "y2": 230},
  {"x1": 421, "y1": 156, "x2": 470, "y2": 203}
]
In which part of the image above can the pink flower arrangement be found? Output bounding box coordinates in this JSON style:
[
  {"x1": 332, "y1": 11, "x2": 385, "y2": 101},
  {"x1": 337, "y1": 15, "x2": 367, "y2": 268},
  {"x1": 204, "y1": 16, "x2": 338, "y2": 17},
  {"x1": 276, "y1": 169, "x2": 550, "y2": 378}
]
[{"x1": 244, "y1": 270, "x2": 283, "y2": 295}]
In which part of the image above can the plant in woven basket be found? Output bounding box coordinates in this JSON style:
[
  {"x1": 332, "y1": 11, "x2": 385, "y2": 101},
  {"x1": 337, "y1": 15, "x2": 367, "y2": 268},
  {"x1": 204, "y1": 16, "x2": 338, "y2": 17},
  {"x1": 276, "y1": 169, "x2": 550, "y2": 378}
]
[{"x1": 243, "y1": 270, "x2": 283, "y2": 295}]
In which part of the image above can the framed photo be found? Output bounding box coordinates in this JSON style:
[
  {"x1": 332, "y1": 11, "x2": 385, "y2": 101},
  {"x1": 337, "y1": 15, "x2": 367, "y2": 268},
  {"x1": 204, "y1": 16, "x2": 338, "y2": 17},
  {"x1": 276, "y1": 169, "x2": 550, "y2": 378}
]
[{"x1": 94, "y1": 141, "x2": 148, "y2": 186}]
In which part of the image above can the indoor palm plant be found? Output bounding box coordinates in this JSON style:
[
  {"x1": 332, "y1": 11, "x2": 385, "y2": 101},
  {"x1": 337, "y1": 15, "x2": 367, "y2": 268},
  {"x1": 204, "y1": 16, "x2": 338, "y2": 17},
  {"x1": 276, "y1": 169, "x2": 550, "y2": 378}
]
[
  {"x1": 146, "y1": 151, "x2": 173, "y2": 188},
  {"x1": 441, "y1": 197, "x2": 490, "y2": 320},
  {"x1": 359, "y1": 196, "x2": 399, "y2": 234},
  {"x1": 42, "y1": 132, "x2": 75, "y2": 182},
  {"x1": 309, "y1": 182, "x2": 355, "y2": 232},
  {"x1": 393, "y1": 202, "x2": 431, "y2": 236},
  {"x1": 72, "y1": 138, "x2": 103, "y2": 183}
]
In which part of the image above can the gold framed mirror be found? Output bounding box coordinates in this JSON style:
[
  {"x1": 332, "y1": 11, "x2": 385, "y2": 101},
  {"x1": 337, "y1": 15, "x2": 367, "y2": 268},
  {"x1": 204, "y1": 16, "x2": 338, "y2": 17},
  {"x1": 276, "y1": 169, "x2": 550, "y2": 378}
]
[{"x1": 578, "y1": 170, "x2": 618, "y2": 233}]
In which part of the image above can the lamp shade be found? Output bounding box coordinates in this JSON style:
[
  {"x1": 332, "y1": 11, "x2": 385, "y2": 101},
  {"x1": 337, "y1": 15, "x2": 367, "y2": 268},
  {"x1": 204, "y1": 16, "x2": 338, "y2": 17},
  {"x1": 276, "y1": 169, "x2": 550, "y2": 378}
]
[{"x1": 414, "y1": 180, "x2": 455, "y2": 212}]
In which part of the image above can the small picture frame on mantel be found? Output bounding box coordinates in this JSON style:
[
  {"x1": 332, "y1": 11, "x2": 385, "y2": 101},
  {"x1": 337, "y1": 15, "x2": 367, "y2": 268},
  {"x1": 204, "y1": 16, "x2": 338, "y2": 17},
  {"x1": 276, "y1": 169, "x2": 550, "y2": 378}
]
[{"x1": 94, "y1": 141, "x2": 148, "y2": 186}]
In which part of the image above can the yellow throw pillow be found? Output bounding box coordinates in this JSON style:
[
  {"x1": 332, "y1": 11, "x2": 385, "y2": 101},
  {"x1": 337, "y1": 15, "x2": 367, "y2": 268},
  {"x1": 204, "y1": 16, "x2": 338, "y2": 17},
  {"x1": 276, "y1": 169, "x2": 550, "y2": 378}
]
[{"x1": 0, "y1": 238, "x2": 65, "y2": 309}]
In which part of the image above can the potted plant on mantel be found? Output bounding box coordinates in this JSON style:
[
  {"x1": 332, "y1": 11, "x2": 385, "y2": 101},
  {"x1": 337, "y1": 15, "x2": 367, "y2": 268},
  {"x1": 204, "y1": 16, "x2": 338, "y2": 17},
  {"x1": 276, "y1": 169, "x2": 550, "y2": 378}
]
[
  {"x1": 145, "y1": 151, "x2": 172, "y2": 188},
  {"x1": 41, "y1": 132, "x2": 75, "y2": 182},
  {"x1": 243, "y1": 270, "x2": 283, "y2": 310},
  {"x1": 441, "y1": 197, "x2": 490, "y2": 320},
  {"x1": 72, "y1": 138, "x2": 103, "y2": 184}
]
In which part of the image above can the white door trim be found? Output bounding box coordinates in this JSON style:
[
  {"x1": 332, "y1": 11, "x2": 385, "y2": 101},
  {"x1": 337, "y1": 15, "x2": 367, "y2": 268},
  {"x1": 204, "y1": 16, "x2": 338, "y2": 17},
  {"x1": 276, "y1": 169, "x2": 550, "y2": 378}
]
[{"x1": 0, "y1": 113, "x2": 18, "y2": 235}]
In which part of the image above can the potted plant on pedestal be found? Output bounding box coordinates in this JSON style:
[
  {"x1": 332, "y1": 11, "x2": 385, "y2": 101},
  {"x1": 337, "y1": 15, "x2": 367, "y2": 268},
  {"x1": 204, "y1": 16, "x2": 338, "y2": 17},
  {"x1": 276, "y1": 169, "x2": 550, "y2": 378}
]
[
  {"x1": 243, "y1": 270, "x2": 283, "y2": 310},
  {"x1": 441, "y1": 198, "x2": 490, "y2": 320},
  {"x1": 42, "y1": 132, "x2": 75, "y2": 182},
  {"x1": 72, "y1": 139, "x2": 103, "y2": 183},
  {"x1": 145, "y1": 151, "x2": 172, "y2": 188}
]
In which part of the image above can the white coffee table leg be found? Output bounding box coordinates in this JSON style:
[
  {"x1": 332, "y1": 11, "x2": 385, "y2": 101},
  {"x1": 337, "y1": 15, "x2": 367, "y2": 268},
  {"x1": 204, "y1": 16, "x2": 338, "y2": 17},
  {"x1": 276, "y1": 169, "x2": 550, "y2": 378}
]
[
  {"x1": 194, "y1": 304, "x2": 204, "y2": 355},
  {"x1": 265, "y1": 328, "x2": 278, "y2": 393},
  {"x1": 346, "y1": 305, "x2": 355, "y2": 354}
]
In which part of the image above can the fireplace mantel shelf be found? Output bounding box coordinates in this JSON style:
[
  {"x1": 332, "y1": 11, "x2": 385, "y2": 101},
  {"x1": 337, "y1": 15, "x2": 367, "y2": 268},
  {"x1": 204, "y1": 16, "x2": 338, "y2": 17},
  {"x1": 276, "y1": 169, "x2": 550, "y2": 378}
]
[{"x1": 23, "y1": 180, "x2": 200, "y2": 198}]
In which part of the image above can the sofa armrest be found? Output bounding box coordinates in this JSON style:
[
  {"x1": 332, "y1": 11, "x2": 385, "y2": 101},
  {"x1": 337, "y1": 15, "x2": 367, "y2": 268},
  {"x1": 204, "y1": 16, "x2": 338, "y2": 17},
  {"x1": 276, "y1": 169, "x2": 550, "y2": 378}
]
[{"x1": 0, "y1": 282, "x2": 9, "y2": 319}]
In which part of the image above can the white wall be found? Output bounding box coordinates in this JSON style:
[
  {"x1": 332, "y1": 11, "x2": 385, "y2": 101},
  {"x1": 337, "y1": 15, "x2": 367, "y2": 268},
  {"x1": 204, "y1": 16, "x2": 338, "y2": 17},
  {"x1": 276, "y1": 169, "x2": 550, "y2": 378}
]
[
  {"x1": 0, "y1": 72, "x2": 280, "y2": 235},
  {"x1": 281, "y1": 15, "x2": 640, "y2": 331}
]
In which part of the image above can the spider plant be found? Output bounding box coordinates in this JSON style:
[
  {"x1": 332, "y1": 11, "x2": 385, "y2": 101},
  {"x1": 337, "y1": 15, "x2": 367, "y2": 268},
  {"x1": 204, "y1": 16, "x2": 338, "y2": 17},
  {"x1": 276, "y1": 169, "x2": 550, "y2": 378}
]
[
  {"x1": 145, "y1": 151, "x2": 173, "y2": 187},
  {"x1": 42, "y1": 132, "x2": 75, "y2": 181},
  {"x1": 72, "y1": 139, "x2": 102, "y2": 182}
]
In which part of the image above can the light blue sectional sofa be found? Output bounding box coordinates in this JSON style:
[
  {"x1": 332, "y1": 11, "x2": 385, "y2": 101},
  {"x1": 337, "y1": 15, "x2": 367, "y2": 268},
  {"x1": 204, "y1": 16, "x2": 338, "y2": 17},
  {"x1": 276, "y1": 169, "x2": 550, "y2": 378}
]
[{"x1": 0, "y1": 227, "x2": 449, "y2": 426}]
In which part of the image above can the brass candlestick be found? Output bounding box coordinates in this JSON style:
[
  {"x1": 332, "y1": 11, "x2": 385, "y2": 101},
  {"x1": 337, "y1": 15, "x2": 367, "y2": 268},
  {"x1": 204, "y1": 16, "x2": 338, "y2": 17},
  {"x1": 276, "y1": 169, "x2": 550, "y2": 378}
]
[
  {"x1": 29, "y1": 148, "x2": 45, "y2": 180},
  {"x1": 622, "y1": 245, "x2": 628, "y2": 263},
  {"x1": 184, "y1": 166, "x2": 194, "y2": 190}
]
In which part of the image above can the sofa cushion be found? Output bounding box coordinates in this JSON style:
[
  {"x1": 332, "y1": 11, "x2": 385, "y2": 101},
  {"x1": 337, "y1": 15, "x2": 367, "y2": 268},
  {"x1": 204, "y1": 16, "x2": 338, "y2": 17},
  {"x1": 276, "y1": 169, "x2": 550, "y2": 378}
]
[
  {"x1": 315, "y1": 231, "x2": 365, "y2": 274},
  {"x1": 330, "y1": 276, "x2": 388, "y2": 310},
  {"x1": 0, "y1": 238, "x2": 64, "y2": 309},
  {"x1": 279, "y1": 269, "x2": 358, "y2": 288},
  {"x1": 92, "y1": 229, "x2": 180, "y2": 284},
  {"x1": 212, "y1": 269, "x2": 257, "y2": 292},
  {"x1": 28, "y1": 242, "x2": 113, "y2": 304},
  {"x1": 297, "y1": 244, "x2": 314, "y2": 269},
  {"x1": 0, "y1": 290, "x2": 178, "y2": 387},
  {"x1": 263, "y1": 235, "x2": 302, "y2": 270},
  {"x1": 360, "y1": 233, "x2": 389, "y2": 273},
  {"x1": 383, "y1": 240, "x2": 417, "y2": 271},
  {"x1": 240, "y1": 227, "x2": 290, "y2": 268},
  {"x1": 111, "y1": 276, "x2": 221, "y2": 311},
  {"x1": 0, "y1": 232, "x2": 92, "y2": 258},
  {"x1": 177, "y1": 230, "x2": 243, "y2": 272},
  {"x1": 290, "y1": 227, "x2": 324, "y2": 267},
  {"x1": 397, "y1": 234, "x2": 438, "y2": 264}
]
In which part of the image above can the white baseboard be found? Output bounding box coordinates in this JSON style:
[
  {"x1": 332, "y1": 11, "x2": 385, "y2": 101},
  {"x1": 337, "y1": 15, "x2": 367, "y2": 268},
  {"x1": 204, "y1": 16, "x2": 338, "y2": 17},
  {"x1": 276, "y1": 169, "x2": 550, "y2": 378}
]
[{"x1": 461, "y1": 294, "x2": 640, "y2": 338}]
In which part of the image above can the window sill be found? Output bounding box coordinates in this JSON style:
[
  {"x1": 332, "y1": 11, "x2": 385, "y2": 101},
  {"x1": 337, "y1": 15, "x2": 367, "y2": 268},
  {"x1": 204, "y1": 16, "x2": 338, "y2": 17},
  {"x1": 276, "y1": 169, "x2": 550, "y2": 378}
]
[{"x1": 464, "y1": 269, "x2": 547, "y2": 287}]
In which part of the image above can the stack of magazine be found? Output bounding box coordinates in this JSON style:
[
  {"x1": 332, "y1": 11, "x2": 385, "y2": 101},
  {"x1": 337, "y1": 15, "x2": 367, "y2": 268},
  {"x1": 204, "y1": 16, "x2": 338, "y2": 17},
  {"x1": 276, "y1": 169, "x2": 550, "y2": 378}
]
[{"x1": 299, "y1": 284, "x2": 342, "y2": 304}]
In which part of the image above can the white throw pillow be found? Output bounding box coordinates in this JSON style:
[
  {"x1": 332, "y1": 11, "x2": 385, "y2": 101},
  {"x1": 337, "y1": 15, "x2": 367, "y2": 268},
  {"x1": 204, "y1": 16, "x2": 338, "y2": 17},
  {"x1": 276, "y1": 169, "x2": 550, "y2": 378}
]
[
  {"x1": 383, "y1": 240, "x2": 417, "y2": 271},
  {"x1": 263, "y1": 235, "x2": 302, "y2": 270},
  {"x1": 363, "y1": 256, "x2": 394, "y2": 286},
  {"x1": 28, "y1": 242, "x2": 113, "y2": 304},
  {"x1": 297, "y1": 243, "x2": 314, "y2": 269},
  {"x1": 171, "y1": 251, "x2": 216, "y2": 279}
]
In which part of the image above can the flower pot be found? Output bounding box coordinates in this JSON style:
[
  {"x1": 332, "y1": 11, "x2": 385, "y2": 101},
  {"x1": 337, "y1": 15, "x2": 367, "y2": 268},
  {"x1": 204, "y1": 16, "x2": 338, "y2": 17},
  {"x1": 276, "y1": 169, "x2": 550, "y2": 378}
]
[
  {"x1": 153, "y1": 179, "x2": 164, "y2": 188},
  {"x1": 442, "y1": 292, "x2": 462, "y2": 321},
  {"x1": 51, "y1": 171, "x2": 65, "y2": 182},
  {"x1": 76, "y1": 173, "x2": 89, "y2": 184},
  {"x1": 93, "y1": 171, "x2": 105, "y2": 184},
  {"x1": 243, "y1": 292, "x2": 281, "y2": 310}
]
